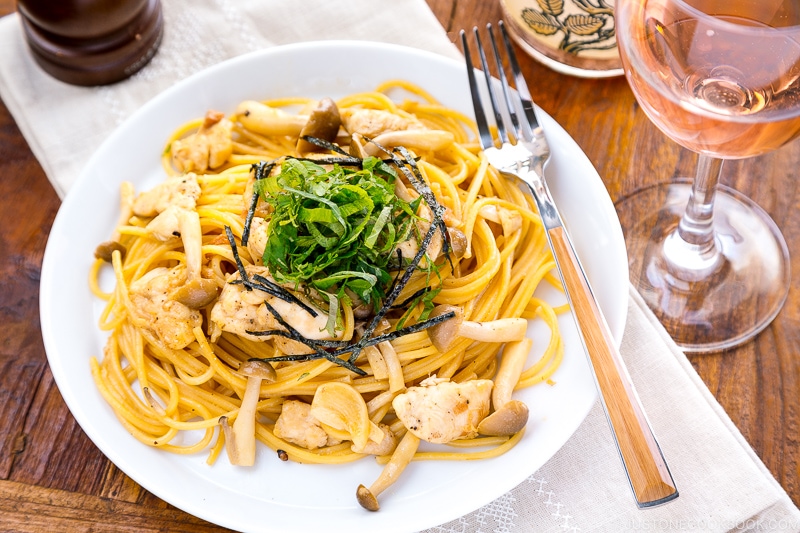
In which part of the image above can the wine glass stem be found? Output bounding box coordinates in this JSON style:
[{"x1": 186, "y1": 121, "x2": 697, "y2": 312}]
[{"x1": 662, "y1": 154, "x2": 724, "y2": 280}]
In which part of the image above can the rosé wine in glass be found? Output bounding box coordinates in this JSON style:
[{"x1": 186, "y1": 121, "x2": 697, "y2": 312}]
[{"x1": 616, "y1": 0, "x2": 800, "y2": 351}]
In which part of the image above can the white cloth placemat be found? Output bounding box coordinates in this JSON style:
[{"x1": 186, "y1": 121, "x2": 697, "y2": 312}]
[{"x1": 1, "y1": 1, "x2": 798, "y2": 531}]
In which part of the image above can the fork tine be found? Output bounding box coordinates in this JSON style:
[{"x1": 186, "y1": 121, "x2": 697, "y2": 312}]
[
  {"x1": 472, "y1": 27, "x2": 509, "y2": 145},
  {"x1": 460, "y1": 30, "x2": 494, "y2": 150},
  {"x1": 463, "y1": 23, "x2": 537, "y2": 148},
  {"x1": 498, "y1": 20, "x2": 539, "y2": 136},
  {"x1": 486, "y1": 23, "x2": 523, "y2": 142}
]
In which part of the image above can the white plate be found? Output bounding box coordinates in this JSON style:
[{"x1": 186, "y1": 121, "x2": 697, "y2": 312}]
[{"x1": 40, "y1": 41, "x2": 628, "y2": 533}]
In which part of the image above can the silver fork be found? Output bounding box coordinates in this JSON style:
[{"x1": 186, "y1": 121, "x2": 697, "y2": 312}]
[{"x1": 461, "y1": 22, "x2": 678, "y2": 509}]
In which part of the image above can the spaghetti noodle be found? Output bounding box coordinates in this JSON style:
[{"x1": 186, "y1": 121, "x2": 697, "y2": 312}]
[{"x1": 89, "y1": 80, "x2": 565, "y2": 509}]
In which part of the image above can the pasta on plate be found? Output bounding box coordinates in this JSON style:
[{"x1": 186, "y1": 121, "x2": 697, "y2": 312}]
[{"x1": 89, "y1": 80, "x2": 565, "y2": 510}]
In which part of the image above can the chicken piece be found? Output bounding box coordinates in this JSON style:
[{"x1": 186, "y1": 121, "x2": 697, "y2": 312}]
[
  {"x1": 357, "y1": 423, "x2": 398, "y2": 456},
  {"x1": 209, "y1": 266, "x2": 337, "y2": 350},
  {"x1": 273, "y1": 400, "x2": 340, "y2": 450},
  {"x1": 392, "y1": 377, "x2": 493, "y2": 443},
  {"x1": 145, "y1": 204, "x2": 184, "y2": 241},
  {"x1": 209, "y1": 266, "x2": 274, "y2": 342},
  {"x1": 132, "y1": 173, "x2": 201, "y2": 217},
  {"x1": 341, "y1": 108, "x2": 424, "y2": 138},
  {"x1": 171, "y1": 111, "x2": 233, "y2": 173},
  {"x1": 203, "y1": 113, "x2": 234, "y2": 169},
  {"x1": 129, "y1": 266, "x2": 202, "y2": 350},
  {"x1": 264, "y1": 292, "x2": 336, "y2": 341},
  {"x1": 133, "y1": 173, "x2": 210, "y2": 287},
  {"x1": 245, "y1": 216, "x2": 269, "y2": 264},
  {"x1": 479, "y1": 204, "x2": 523, "y2": 236},
  {"x1": 394, "y1": 237, "x2": 419, "y2": 262},
  {"x1": 265, "y1": 292, "x2": 336, "y2": 355}
]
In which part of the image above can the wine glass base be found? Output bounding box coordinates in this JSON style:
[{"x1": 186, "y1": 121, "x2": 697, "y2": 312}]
[{"x1": 616, "y1": 179, "x2": 790, "y2": 353}]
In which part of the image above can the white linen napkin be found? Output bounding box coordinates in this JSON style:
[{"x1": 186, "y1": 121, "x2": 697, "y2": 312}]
[
  {"x1": 1, "y1": 1, "x2": 799, "y2": 531},
  {"x1": 0, "y1": 0, "x2": 461, "y2": 198},
  {"x1": 430, "y1": 288, "x2": 800, "y2": 532}
]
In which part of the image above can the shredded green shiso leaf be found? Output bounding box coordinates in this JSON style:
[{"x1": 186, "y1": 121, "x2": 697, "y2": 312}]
[
  {"x1": 229, "y1": 144, "x2": 454, "y2": 375},
  {"x1": 254, "y1": 156, "x2": 422, "y2": 315}
]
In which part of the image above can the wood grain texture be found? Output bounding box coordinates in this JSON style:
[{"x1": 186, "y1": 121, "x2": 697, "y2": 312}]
[
  {"x1": 0, "y1": 0, "x2": 797, "y2": 530},
  {"x1": 0, "y1": 479, "x2": 231, "y2": 532},
  {"x1": 548, "y1": 226, "x2": 677, "y2": 506}
]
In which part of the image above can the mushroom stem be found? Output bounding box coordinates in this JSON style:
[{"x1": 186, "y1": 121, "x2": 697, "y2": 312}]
[
  {"x1": 427, "y1": 304, "x2": 528, "y2": 353},
  {"x1": 173, "y1": 206, "x2": 218, "y2": 308},
  {"x1": 236, "y1": 100, "x2": 307, "y2": 136},
  {"x1": 219, "y1": 415, "x2": 234, "y2": 456},
  {"x1": 378, "y1": 341, "x2": 405, "y2": 393},
  {"x1": 177, "y1": 208, "x2": 203, "y2": 281},
  {"x1": 361, "y1": 130, "x2": 454, "y2": 157},
  {"x1": 457, "y1": 318, "x2": 528, "y2": 344},
  {"x1": 356, "y1": 431, "x2": 420, "y2": 511},
  {"x1": 477, "y1": 338, "x2": 533, "y2": 437},
  {"x1": 224, "y1": 360, "x2": 277, "y2": 466},
  {"x1": 365, "y1": 345, "x2": 388, "y2": 380},
  {"x1": 477, "y1": 400, "x2": 529, "y2": 436},
  {"x1": 492, "y1": 338, "x2": 532, "y2": 409},
  {"x1": 228, "y1": 375, "x2": 262, "y2": 466}
]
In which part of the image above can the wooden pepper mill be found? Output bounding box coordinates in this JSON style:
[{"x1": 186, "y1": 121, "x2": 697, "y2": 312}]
[{"x1": 17, "y1": 0, "x2": 163, "y2": 86}]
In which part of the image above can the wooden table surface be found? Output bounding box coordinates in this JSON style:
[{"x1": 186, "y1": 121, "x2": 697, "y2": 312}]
[{"x1": 1, "y1": 0, "x2": 798, "y2": 531}]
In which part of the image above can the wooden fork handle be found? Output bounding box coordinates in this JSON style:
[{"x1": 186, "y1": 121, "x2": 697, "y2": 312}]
[{"x1": 548, "y1": 225, "x2": 679, "y2": 508}]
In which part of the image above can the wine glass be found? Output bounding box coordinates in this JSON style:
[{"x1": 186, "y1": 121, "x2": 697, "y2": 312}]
[{"x1": 614, "y1": 0, "x2": 800, "y2": 352}]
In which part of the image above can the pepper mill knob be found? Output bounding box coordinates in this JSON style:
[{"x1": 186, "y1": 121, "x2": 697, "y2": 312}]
[{"x1": 17, "y1": 0, "x2": 163, "y2": 86}]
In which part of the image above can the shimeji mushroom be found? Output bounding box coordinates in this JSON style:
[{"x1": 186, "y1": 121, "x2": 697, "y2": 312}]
[
  {"x1": 478, "y1": 338, "x2": 532, "y2": 436},
  {"x1": 356, "y1": 430, "x2": 421, "y2": 511},
  {"x1": 296, "y1": 97, "x2": 342, "y2": 154},
  {"x1": 236, "y1": 100, "x2": 307, "y2": 136},
  {"x1": 167, "y1": 207, "x2": 219, "y2": 309},
  {"x1": 221, "y1": 360, "x2": 277, "y2": 466},
  {"x1": 426, "y1": 304, "x2": 528, "y2": 353},
  {"x1": 132, "y1": 173, "x2": 218, "y2": 309},
  {"x1": 237, "y1": 98, "x2": 343, "y2": 154},
  {"x1": 378, "y1": 341, "x2": 405, "y2": 394},
  {"x1": 359, "y1": 129, "x2": 455, "y2": 157},
  {"x1": 144, "y1": 205, "x2": 218, "y2": 309}
]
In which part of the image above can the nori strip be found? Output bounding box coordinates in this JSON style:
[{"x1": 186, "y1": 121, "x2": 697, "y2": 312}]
[
  {"x1": 220, "y1": 143, "x2": 455, "y2": 376},
  {"x1": 242, "y1": 160, "x2": 274, "y2": 246}
]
